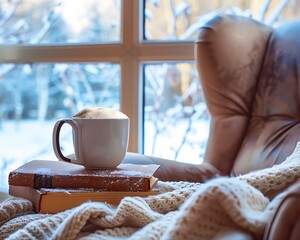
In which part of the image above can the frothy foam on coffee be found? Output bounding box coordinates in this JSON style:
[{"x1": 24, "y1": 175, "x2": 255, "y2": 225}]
[{"x1": 74, "y1": 107, "x2": 128, "y2": 119}]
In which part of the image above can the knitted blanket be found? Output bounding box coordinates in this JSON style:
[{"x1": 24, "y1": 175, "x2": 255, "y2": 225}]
[{"x1": 1, "y1": 147, "x2": 300, "y2": 240}]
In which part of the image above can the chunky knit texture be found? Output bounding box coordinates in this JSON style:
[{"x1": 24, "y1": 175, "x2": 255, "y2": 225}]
[{"x1": 1, "y1": 144, "x2": 300, "y2": 240}]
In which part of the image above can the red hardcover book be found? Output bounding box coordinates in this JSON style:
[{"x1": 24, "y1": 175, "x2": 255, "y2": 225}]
[{"x1": 8, "y1": 160, "x2": 159, "y2": 192}]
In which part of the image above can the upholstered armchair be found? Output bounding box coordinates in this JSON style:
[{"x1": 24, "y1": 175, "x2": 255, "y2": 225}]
[
  {"x1": 195, "y1": 14, "x2": 300, "y2": 240},
  {"x1": 124, "y1": 14, "x2": 300, "y2": 239}
]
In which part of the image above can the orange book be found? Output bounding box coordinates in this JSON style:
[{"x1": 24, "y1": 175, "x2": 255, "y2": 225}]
[
  {"x1": 9, "y1": 185, "x2": 158, "y2": 214},
  {"x1": 8, "y1": 160, "x2": 159, "y2": 192}
]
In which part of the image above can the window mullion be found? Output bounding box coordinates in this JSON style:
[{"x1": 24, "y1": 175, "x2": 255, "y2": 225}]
[
  {"x1": 121, "y1": 0, "x2": 195, "y2": 153},
  {"x1": 120, "y1": 0, "x2": 142, "y2": 152},
  {"x1": 138, "y1": 42, "x2": 194, "y2": 61},
  {"x1": 0, "y1": 44, "x2": 126, "y2": 63}
]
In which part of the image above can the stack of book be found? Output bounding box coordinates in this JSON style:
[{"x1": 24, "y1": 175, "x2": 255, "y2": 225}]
[{"x1": 8, "y1": 160, "x2": 159, "y2": 214}]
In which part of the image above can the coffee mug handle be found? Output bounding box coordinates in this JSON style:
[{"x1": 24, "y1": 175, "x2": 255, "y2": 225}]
[{"x1": 52, "y1": 119, "x2": 79, "y2": 163}]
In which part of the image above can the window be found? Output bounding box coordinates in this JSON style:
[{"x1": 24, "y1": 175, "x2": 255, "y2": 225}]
[
  {"x1": 1, "y1": 0, "x2": 300, "y2": 191},
  {"x1": 0, "y1": 0, "x2": 123, "y2": 191},
  {"x1": 142, "y1": 0, "x2": 300, "y2": 161}
]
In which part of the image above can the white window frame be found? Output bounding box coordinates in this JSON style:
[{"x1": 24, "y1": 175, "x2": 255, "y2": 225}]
[{"x1": 0, "y1": 0, "x2": 195, "y2": 153}]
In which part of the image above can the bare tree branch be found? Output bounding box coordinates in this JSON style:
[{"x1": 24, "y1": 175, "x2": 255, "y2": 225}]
[
  {"x1": 0, "y1": 64, "x2": 17, "y2": 80},
  {"x1": 258, "y1": 0, "x2": 272, "y2": 22},
  {"x1": 73, "y1": 65, "x2": 96, "y2": 107},
  {"x1": 169, "y1": 0, "x2": 177, "y2": 39},
  {"x1": 36, "y1": 65, "x2": 49, "y2": 122},
  {"x1": 29, "y1": 1, "x2": 63, "y2": 44},
  {"x1": 0, "y1": 0, "x2": 21, "y2": 29},
  {"x1": 267, "y1": 0, "x2": 291, "y2": 25}
]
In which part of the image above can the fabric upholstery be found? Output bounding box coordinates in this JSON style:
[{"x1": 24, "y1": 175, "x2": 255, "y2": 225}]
[
  {"x1": 196, "y1": 15, "x2": 300, "y2": 175},
  {"x1": 125, "y1": 15, "x2": 300, "y2": 183},
  {"x1": 263, "y1": 181, "x2": 300, "y2": 240}
]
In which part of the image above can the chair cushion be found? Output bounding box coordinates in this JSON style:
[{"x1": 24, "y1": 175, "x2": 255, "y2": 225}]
[
  {"x1": 233, "y1": 20, "x2": 300, "y2": 174},
  {"x1": 196, "y1": 14, "x2": 272, "y2": 175}
]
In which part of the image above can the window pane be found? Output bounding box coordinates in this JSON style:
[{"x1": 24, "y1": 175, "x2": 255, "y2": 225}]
[
  {"x1": 0, "y1": 0, "x2": 121, "y2": 44},
  {"x1": 0, "y1": 63, "x2": 120, "y2": 191},
  {"x1": 143, "y1": 63, "x2": 210, "y2": 164},
  {"x1": 144, "y1": 0, "x2": 300, "y2": 41}
]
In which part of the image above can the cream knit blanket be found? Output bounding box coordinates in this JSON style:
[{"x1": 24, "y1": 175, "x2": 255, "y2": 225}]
[{"x1": 1, "y1": 146, "x2": 300, "y2": 240}]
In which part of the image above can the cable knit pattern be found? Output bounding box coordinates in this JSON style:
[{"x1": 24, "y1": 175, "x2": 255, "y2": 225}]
[
  {"x1": 0, "y1": 197, "x2": 32, "y2": 226},
  {"x1": 0, "y1": 145, "x2": 300, "y2": 240}
]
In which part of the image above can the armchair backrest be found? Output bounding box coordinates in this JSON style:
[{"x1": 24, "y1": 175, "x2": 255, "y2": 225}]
[{"x1": 196, "y1": 15, "x2": 300, "y2": 175}]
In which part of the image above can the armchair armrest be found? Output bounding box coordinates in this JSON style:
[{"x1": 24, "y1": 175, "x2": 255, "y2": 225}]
[{"x1": 264, "y1": 181, "x2": 300, "y2": 240}]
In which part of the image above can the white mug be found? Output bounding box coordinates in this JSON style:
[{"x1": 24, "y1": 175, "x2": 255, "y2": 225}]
[{"x1": 52, "y1": 110, "x2": 129, "y2": 169}]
